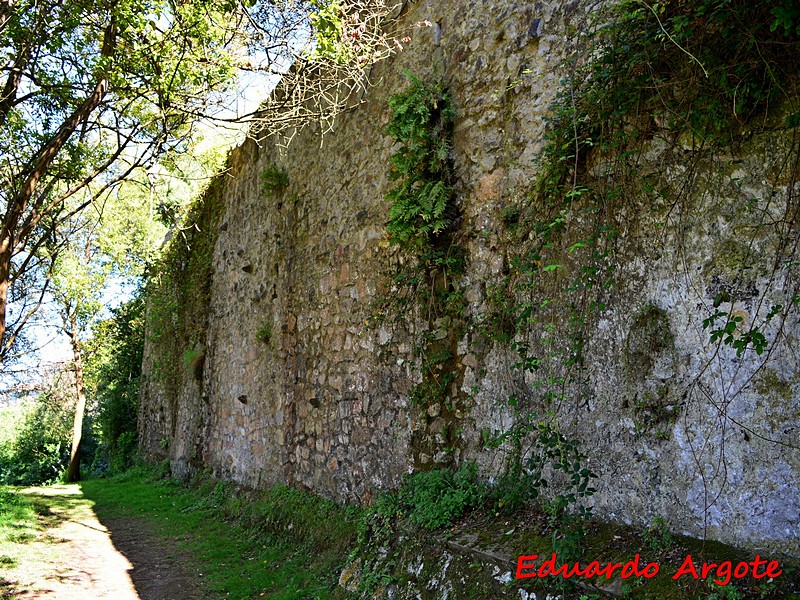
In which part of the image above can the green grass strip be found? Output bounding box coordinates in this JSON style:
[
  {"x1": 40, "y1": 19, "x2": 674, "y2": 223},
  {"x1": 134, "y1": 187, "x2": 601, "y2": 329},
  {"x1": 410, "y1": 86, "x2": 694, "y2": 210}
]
[{"x1": 80, "y1": 466, "x2": 360, "y2": 599}]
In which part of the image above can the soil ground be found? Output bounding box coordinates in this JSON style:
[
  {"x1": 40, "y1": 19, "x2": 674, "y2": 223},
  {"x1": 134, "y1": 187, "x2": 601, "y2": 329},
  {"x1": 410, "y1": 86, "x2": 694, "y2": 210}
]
[{"x1": 0, "y1": 485, "x2": 204, "y2": 600}]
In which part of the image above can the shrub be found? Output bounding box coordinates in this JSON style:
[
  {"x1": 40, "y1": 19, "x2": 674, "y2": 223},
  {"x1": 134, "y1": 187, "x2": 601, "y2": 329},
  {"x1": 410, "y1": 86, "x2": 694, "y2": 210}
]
[
  {"x1": 397, "y1": 463, "x2": 486, "y2": 530},
  {"x1": 260, "y1": 166, "x2": 289, "y2": 194}
]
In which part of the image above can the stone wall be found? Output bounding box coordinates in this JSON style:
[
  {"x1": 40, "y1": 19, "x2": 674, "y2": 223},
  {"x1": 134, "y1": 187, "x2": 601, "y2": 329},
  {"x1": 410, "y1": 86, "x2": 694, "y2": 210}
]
[{"x1": 139, "y1": 0, "x2": 800, "y2": 555}]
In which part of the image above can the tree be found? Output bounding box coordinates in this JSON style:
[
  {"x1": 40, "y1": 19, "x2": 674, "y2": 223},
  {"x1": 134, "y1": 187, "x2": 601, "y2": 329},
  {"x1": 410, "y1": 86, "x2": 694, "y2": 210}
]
[
  {"x1": 0, "y1": 365, "x2": 79, "y2": 485},
  {"x1": 45, "y1": 168, "x2": 165, "y2": 480},
  {"x1": 44, "y1": 126, "x2": 228, "y2": 480},
  {"x1": 48, "y1": 211, "x2": 107, "y2": 482},
  {"x1": 84, "y1": 292, "x2": 146, "y2": 473},
  {"x1": 0, "y1": 0, "x2": 240, "y2": 363},
  {"x1": 0, "y1": 0, "x2": 411, "y2": 364},
  {"x1": 0, "y1": 0, "x2": 409, "y2": 482}
]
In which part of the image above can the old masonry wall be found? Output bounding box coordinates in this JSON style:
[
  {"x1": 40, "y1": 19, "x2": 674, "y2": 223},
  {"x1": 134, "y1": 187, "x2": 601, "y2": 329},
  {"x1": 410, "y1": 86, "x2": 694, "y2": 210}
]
[{"x1": 139, "y1": 0, "x2": 800, "y2": 555}]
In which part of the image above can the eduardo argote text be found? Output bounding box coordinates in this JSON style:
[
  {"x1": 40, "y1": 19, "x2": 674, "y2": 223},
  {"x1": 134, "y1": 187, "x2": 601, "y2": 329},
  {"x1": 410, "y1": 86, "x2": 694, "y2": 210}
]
[{"x1": 516, "y1": 553, "x2": 782, "y2": 586}]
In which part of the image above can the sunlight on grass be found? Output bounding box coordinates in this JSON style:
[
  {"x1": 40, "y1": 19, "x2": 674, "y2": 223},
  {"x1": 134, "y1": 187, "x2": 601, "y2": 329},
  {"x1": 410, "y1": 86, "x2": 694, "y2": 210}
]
[
  {"x1": 0, "y1": 485, "x2": 85, "y2": 581},
  {"x1": 0, "y1": 487, "x2": 38, "y2": 571},
  {"x1": 80, "y1": 466, "x2": 361, "y2": 599},
  {"x1": 0, "y1": 484, "x2": 125, "y2": 599}
]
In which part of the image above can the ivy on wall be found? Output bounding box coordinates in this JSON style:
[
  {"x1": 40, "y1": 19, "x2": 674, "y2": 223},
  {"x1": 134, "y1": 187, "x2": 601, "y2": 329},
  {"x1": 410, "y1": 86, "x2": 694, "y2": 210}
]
[
  {"x1": 377, "y1": 72, "x2": 468, "y2": 469},
  {"x1": 372, "y1": 0, "x2": 800, "y2": 566},
  {"x1": 145, "y1": 173, "x2": 226, "y2": 458},
  {"x1": 479, "y1": 0, "x2": 800, "y2": 546},
  {"x1": 495, "y1": 0, "x2": 800, "y2": 424}
]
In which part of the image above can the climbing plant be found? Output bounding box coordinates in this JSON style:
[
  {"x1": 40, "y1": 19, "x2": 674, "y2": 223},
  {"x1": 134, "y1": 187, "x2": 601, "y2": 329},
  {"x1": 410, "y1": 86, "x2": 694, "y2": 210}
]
[
  {"x1": 479, "y1": 0, "x2": 800, "y2": 550},
  {"x1": 145, "y1": 172, "x2": 226, "y2": 457},
  {"x1": 375, "y1": 72, "x2": 468, "y2": 468},
  {"x1": 385, "y1": 71, "x2": 457, "y2": 248}
]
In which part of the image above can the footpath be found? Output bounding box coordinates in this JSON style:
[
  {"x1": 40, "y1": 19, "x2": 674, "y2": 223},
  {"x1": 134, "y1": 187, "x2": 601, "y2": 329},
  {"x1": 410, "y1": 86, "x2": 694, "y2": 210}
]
[{"x1": 0, "y1": 485, "x2": 202, "y2": 599}]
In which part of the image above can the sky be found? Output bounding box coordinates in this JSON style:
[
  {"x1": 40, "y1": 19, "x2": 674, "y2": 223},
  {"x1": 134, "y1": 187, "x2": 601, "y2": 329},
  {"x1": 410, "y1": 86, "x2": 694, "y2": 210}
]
[{"x1": 1, "y1": 69, "x2": 275, "y2": 396}]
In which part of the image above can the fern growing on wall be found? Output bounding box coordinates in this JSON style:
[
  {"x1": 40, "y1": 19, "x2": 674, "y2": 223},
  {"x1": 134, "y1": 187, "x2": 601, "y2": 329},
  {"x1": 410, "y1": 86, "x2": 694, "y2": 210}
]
[{"x1": 385, "y1": 71, "x2": 456, "y2": 249}]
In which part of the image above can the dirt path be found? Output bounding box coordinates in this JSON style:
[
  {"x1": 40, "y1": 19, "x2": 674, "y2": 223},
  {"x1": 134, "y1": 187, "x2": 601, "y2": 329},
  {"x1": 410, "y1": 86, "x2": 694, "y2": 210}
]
[{"x1": 0, "y1": 485, "x2": 205, "y2": 600}]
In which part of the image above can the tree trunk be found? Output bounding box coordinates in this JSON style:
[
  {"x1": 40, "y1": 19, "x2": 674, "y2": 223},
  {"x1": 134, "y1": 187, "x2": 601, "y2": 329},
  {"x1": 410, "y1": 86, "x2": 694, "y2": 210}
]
[
  {"x1": 0, "y1": 239, "x2": 9, "y2": 357},
  {"x1": 0, "y1": 0, "x2": 15, "y2": 31},
  {"x1": 0, "y1": 43, "x2": 30, "y2": 127},
  {"x1": 66, "y1": 320, "x2": 87, "y2": 483}
]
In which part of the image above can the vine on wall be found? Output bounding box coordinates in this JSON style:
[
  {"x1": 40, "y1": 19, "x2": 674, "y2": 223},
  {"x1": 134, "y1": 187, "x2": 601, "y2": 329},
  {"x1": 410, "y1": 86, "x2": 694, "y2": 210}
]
[
  {"x1": 372, "y1": 0, "x2": 800, "y2": 565},
  {"x1": 144, "y1": 174, "x2": 226, "y2": 459},
  {"x1": 375, "y1": 69, "x2": 603, "y2": 560},
  {"x1": 481, "y1": 0, "x2": 800, "y2": 545},
  {"x1": 375, "y1": 71, "x2": 468, "y2": 469}
]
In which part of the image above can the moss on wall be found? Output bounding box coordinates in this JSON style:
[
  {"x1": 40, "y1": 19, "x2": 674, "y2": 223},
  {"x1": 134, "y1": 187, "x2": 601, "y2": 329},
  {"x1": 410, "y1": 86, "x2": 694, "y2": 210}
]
[
  {"x1": 142, "y1": 173, "x2": 225, "y2": 461},
  {"x1": 624, "y1": 304, "x2": 674, "y2": 376},
  {"x1": 138, "y1": 0, "x2": 800, "y2": 555}
]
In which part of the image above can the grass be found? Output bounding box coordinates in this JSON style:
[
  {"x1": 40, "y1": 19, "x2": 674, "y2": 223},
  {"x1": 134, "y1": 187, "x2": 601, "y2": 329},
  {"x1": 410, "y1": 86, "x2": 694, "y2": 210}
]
[
  {"x1": 79, "y1": 465, "x2": 361, "y2": 599},
  {"x1": 3, "y1": 467, "x2": 798, "y2": 599},
  {"x1": 0, "y1": 467, "x2": 361, "y2": 599},
  {"x1": 0, "y1": 484, "x2": 98, "y2": 598},
  {"x1": 0, "y1": 487, "x2": 39, "y2": 575}
]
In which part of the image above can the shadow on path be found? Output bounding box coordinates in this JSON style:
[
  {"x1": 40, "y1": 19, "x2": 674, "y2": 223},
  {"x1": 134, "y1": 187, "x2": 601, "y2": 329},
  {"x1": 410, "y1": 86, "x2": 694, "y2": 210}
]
[
  {"x1": 0, "y1": 484, "x2": 139, "y2": 599},
  {"x1": 93, "y1": 514, "x2": 205, "y2": 600},
  {"x1": 77, "y1": 482, "x2": 208, "y2": 600},
  {"x1": 0, "y1": 484, "x2": 205, "y2": 600}
]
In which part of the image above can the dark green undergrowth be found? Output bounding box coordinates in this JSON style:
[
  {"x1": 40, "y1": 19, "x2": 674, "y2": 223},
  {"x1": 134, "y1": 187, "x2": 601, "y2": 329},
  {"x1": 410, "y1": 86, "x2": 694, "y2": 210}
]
[
  {"x1": 3, "y1": 468, "x2": 796, "y2": 600},
  {"x1": 146, "y1": 173, "x2": 226, "y2": 438},
  {"x1": 346, "y1": 465, "x2": 799, "y2": 599},
  {"x1": 79, "y1": 465, "x2": 361, "y2": 600}
]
